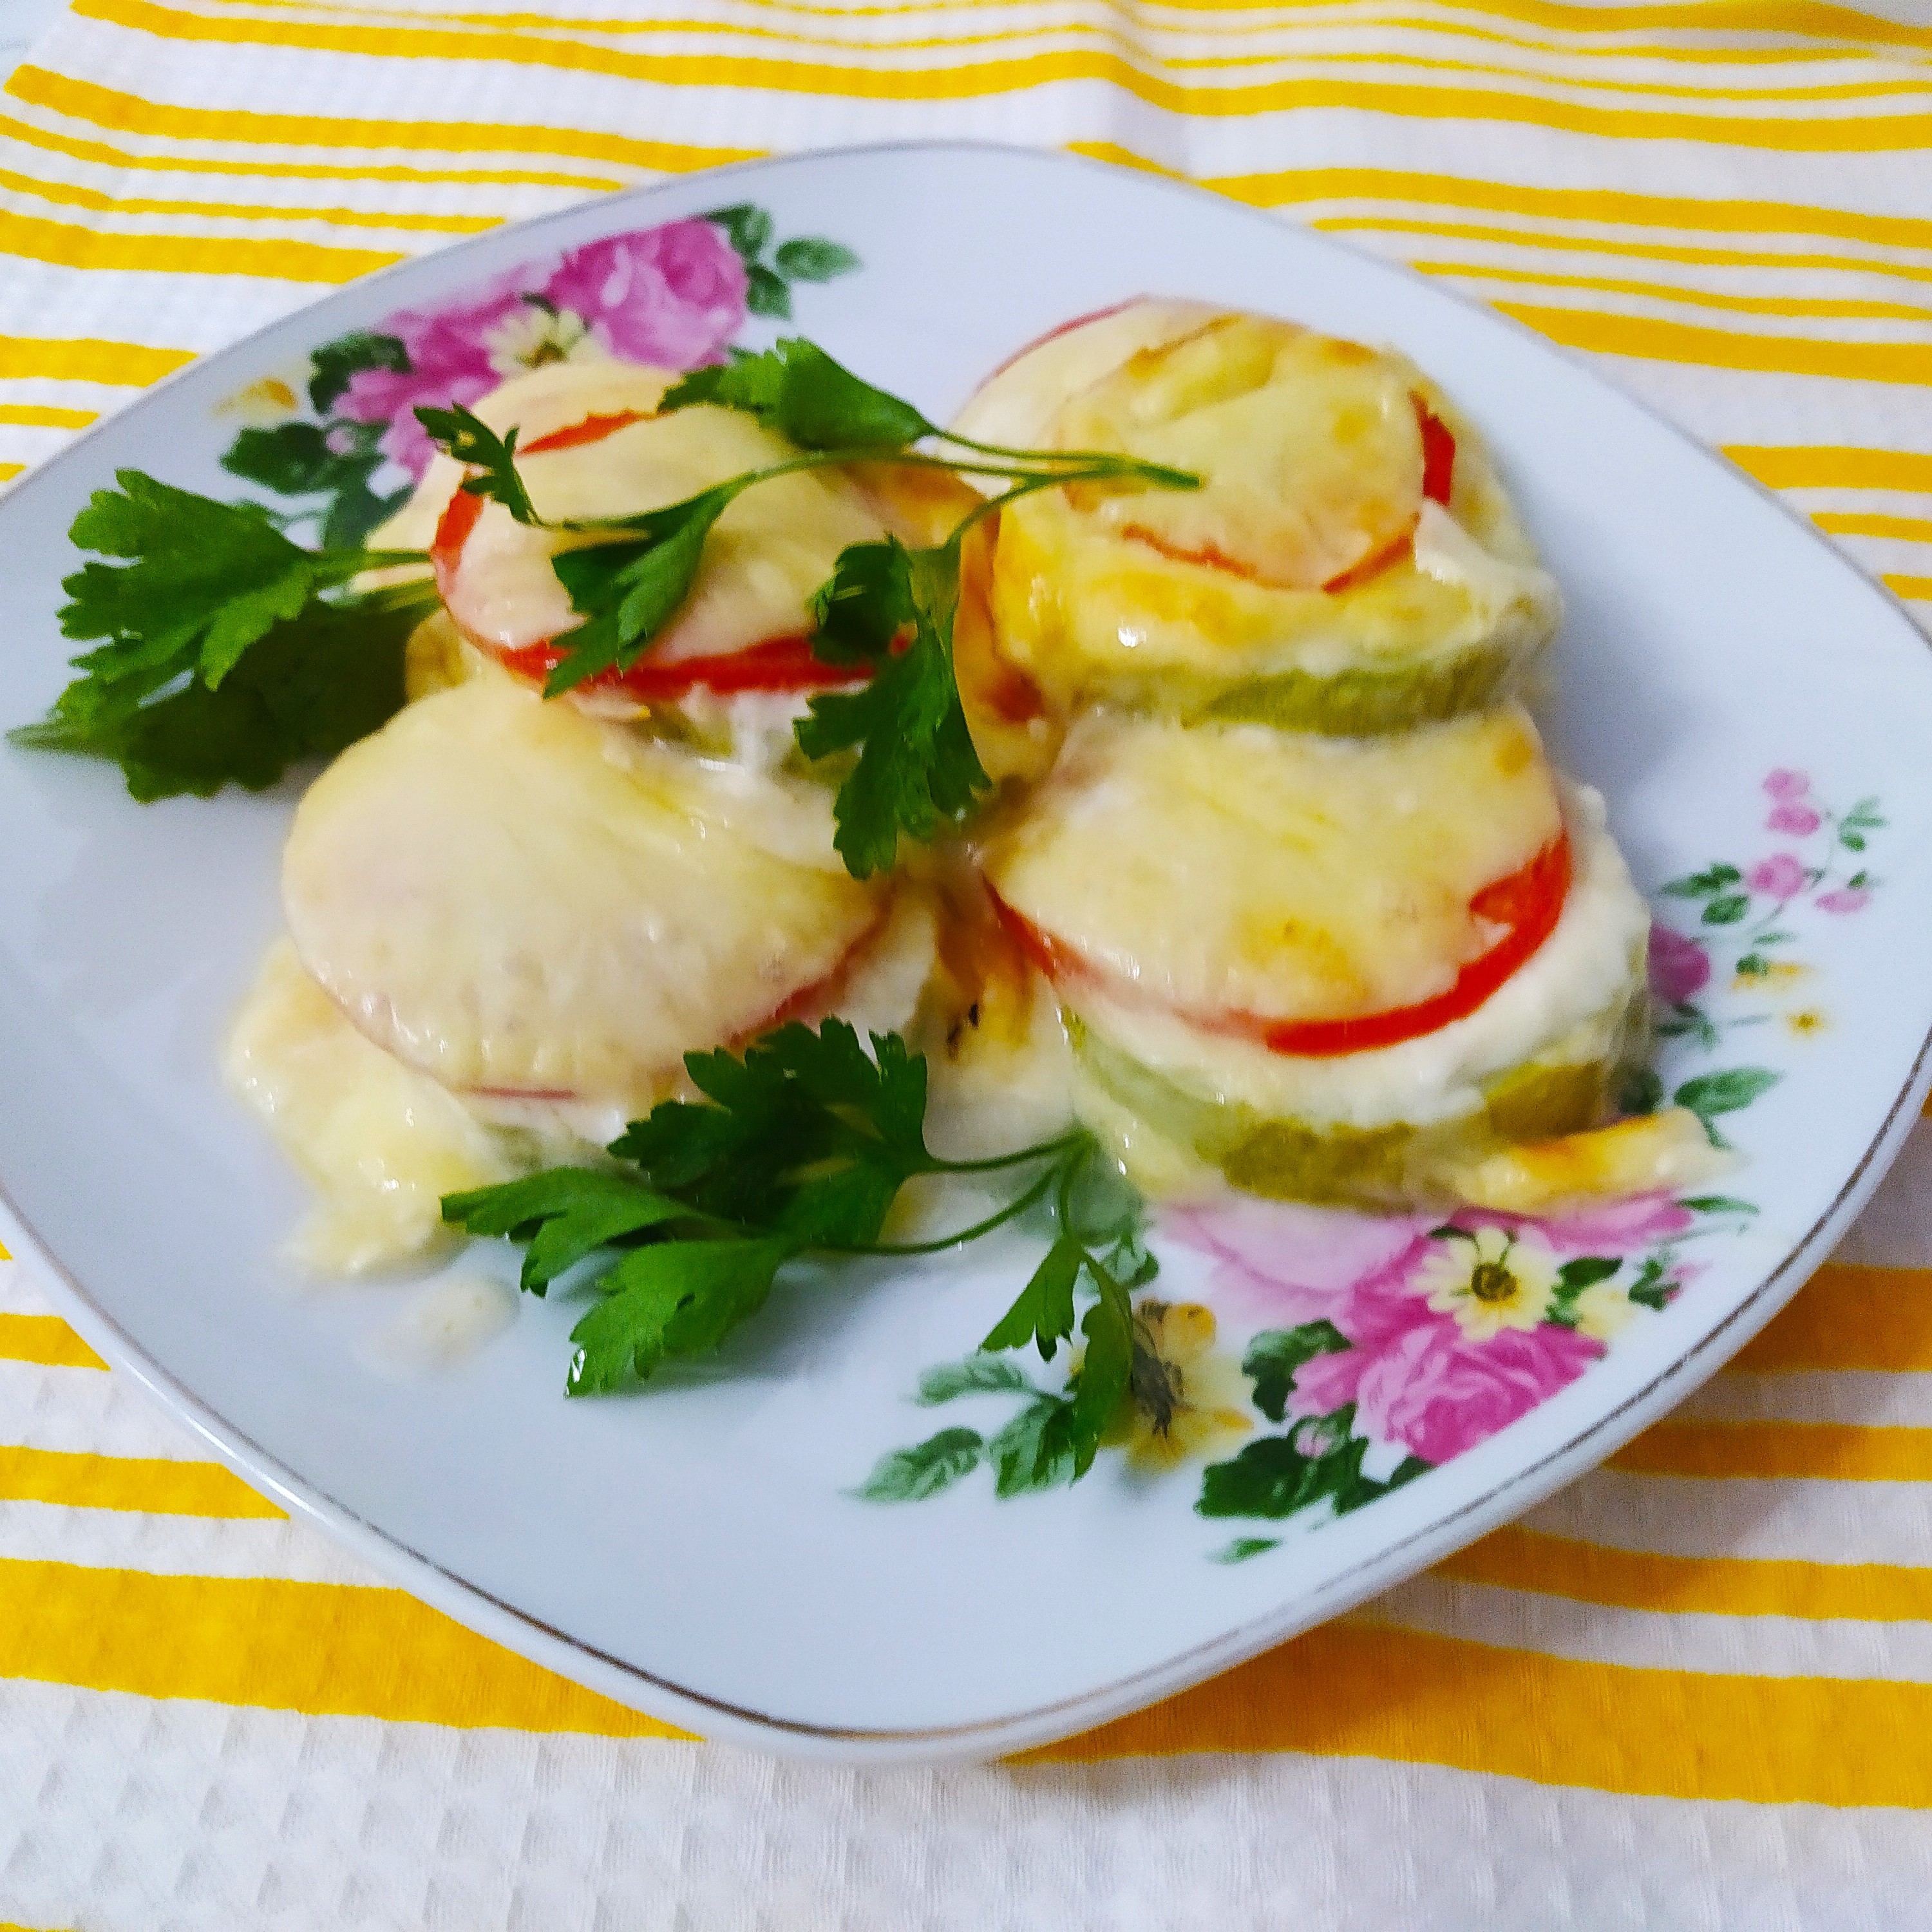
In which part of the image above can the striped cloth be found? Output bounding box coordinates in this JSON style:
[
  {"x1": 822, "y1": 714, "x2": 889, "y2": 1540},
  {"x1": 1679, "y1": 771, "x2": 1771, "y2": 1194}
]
[{"x1": 5, "y1": 3, "x2": 1932, "y2": 1925}]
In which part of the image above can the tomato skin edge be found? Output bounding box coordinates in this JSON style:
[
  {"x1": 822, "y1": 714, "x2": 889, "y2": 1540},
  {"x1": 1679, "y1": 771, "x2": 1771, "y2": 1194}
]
[
  {"x1": 426, "y1": 411, "x2": 872, "y2": 702},
  {"x1": 1417, "y1": 401, "x2": 1457, "y2": 507},
  {"x1": 498, "y1": 633, "x2": 871, "y2": 701},
  {"x1": 987, "y1": 832, "x2": 1572, "y2": 1060}
]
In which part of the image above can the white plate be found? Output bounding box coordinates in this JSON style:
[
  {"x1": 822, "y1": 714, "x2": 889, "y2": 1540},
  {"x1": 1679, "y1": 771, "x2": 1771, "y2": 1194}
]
[{"x1": 3, "y1": 144, "x2": 1929, "y2": 1764}]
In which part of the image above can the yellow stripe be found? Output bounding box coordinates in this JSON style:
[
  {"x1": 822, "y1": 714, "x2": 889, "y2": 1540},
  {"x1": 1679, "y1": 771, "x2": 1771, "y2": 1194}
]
[
  {"x1": 163, "y1": 0, "x2": 1932, "y2": 93},
  {"x1": 0, "y1": 205, "x2": 402, "y2": 282},
  {"x1": 61, "y1": 0, "x2": 1932, "y2": 153},
  {"x1": 1209, "y1": 162, "x2": 1932, "y2": 256},
  {"x1": 1439, "y1": 1524, "x2": 1932, "y2": 1620},
  {"x1": 1031, "y1": 1620, "x2": 1932, "y2": 1799},
  {"x1": 0, "y1": 1444, "x2": 283, "y2": 1518},
  {"x1": 0, "y1": 107, "x2": 623, "y2": 191},
  {"x1": 1727, "y1": 445, "x2": 1932, "y2": 493},
  {"x1": 1815, "y1": 510, "x2": 1932, "y2": 540},
  {"x1": 8, "y1": 1549, "x2": 1932, "y2": 1790},
  {"x1": 0, "y1": 1313, "x2": 104, "y2": 1369},
  {"x1": 149, "y1": 12, "x2": 1932, "y2": 111},
  {"x1": 472, "y1": 0, "x2": 1929, "y2": 51},
  {"x1": 1412, "y1": 258, "x2": 1932, "y2": 325},
  {"x1": 213, "y1": 0, "x2": 1925, "y2": 71},
  {"x1": 1345, "y1": 0, "x2": 1932, "y2": 53},
  {"x1": 1888, "y1": 573, "x2": 1932, "y2": 600},
  {"x1": 0, "y1": 333, "x2": 191, "y2": 384},
  {"x1": 0, "y1": 1556, "x2": 692, "y2": 1735},
  {"x1": 0, "y1": 160, "x2": 499, "y2": 234},
  {"x1": 0, "y1": 402, "x2": 98, "y2": 428},
  {"x1": 1315, "y1": 214, "x2": 1932, "y2": 289},
  {"x1": 1609, "y1": 1420, "x2": 1932, "y2": 1481},
  {"x1": 1495, "y1": 301, "x2": 1932, "y2": 386},
  {"x1": 1734, "y1": 1262, "x2": 1932, "y2": 1370},
  {"x1": 8, "y1": 65, "x2": 757, "y2": 175},
  {"x1": 0, "y1": 462, "x2": 23, "y2": 480},
  {"x1": 1167, "y1": 51, "x2": 1932, "y2": 109}
]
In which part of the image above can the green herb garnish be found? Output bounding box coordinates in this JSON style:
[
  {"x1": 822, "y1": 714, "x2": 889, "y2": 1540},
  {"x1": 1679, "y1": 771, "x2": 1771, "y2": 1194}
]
[
  {"x1": 440, "y1": 1018, "x2": 1146, "y2": 1480},
  {"x1": 19, "y1": 341, "x2": 1192, "y2": 842},
  {"x1": 8, "y1": 470, "x2": 434, "y2": 798},
  {"x1": 413, "y1": 342, "x2": 1196, "y2": 869},
  {"x1": 793, "y1": 536, "x2": 989, "y2": 878}
]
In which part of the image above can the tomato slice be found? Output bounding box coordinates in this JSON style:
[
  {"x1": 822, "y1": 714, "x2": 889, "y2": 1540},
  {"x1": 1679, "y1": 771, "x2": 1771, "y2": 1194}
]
[
  {"x1": 991, "y1": 832, "x2": 1571, "y2": 1059},
  {"x1": 497, "y1": 633, "x2": 870, "y2": 701},
  {"x1": 520, "y1": 408, "x2": 652, "y2": 456},
  {"x1": 1417, "y1": 400, "x2": 1456, "y2": 506},
  {"x1": 428, "y1": 410, "x2": 869, "y2": 703}
]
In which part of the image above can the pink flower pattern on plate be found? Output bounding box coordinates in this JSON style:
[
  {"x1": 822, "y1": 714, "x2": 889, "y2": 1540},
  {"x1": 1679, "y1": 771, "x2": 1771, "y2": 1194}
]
[
  {"x1": 1648, "y1": 924, "x2": 1710, "y2": 1003},
  {"x1": 1169, "y1": 1198, "x2": 1688, "y2": 1466},
  {"x1": 332, "y1": 221, "x2": 750, "y2": 477},
  {"x1": 1747, "y1": 853, "x2": 1808, "y2": 899},
  {"x1": 544, "y1": 222, "x2": 747, "y2": 366}
]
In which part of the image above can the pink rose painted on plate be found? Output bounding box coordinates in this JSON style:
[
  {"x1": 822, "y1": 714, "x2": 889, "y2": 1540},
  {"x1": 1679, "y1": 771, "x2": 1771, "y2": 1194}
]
[{"x1": 212, "y1": 205, "x2": 858, "y2": 543}]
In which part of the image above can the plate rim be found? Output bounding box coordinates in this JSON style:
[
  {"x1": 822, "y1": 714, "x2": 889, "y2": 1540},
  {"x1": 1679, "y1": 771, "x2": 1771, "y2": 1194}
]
[{"x1": 4, "y1": 137, "x2": 1931, "y2": 1763}]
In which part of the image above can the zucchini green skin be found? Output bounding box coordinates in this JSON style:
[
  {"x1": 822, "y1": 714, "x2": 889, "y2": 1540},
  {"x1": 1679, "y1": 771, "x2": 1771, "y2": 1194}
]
[
  {"x1": 1200, "y1": 639, "x2": 1520, "y2": 737},
  {"x1": 1066, "y1": 989, "x2": 1654, "y2": 1212}
]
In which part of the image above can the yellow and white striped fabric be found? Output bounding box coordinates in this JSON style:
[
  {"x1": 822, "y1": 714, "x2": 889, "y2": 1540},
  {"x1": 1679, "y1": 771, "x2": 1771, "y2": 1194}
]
[{"x1": 5, "y1": 3, "x2": 1932, "y2": 1924}]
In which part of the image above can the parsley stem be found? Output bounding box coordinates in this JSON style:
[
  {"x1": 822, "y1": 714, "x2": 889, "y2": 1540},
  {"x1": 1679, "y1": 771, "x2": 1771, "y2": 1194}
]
[
  {"x1": 828, "y1": 1159, "x2": 1065, "y2": 1257},
  {"x1": 326, "y1": 547, "x2": 431, "y2": 569},
  {"x1": 937, "y1": 429, "x2": 1201, "y2": 492},
  {"x1": 554, "y1": 449, "x2": 1195, "y2": 539},
  {"x1": 925, "y1": 1128, "x2": 1090, "y2": 1175},
  {"x1": 333, "y1": 576, "x2": 442, "y2": 616}
]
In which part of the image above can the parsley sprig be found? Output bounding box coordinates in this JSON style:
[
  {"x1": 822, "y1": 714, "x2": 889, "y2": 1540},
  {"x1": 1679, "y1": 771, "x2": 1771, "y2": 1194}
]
[
  {"x1": 416, "y1": 340, "x2": 1198, "y2": 872},
  {"x1": 440, "y1": 1018, "x2": 1144, "y2": 1482},
  {"x1": 9, "y1": 470, "x2": 435, "y2": 798}
]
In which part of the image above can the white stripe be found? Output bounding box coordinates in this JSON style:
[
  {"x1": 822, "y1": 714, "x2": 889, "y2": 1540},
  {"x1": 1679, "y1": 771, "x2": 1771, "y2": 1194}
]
[
  {"x1": 3, "y1": 1678, "x2": 1932, "y2": 1931},
  {"x1": 0, "y1": 1359, "x2": 223, "y2": 1461},
  {"x1": 1684, "y1": 1370, "x2": 1932, "y2": 1428},
  {"x1": 1360, "y1": 1574, "x2": 1932, "y2": 1681},
  {"x1": 1833, "y1": 1117, "x2": 1932, "y2": 1269},
  {"x1": 0, "y1": 1497, "x2": 382, "y2": 1584},
  {"x1": 1523, "y1": 1468, "x2": 1932, "y2": 1567}
]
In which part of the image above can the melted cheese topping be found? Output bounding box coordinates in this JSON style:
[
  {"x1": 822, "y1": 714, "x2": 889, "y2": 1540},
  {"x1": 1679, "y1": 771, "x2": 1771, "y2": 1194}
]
[
  {"x1": 283, "y1": 669, "x2": 884, "y2": 1110},
  {"x1": 439, "y1": 368, "x2": 888, "y2": 664},
  {"x1": 949, "y1": 299, "x2": 1223, "y2": 455},
  {"x1": 984, "y1": 705, "x2": 1564, "y2": 1024},
  {"x1": 961, "y1": 300, "x2": 1559, "y2": 712},
  {"x1": 1054, "y1": 316, "x2": 1425, "y2": 590},
  {"x1": 1065, "y1": 781, "x2": 1651, "y2": 1135}
]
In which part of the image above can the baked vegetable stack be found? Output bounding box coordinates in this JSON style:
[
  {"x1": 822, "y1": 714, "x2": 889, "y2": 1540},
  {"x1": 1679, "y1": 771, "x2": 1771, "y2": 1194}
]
[{"x1": 961, "y1": 302, "x2": 1719, "y2": 1215}]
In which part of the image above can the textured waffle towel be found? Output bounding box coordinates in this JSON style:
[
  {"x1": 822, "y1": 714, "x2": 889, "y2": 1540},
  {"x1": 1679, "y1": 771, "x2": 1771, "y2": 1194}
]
[{"x1": 3, "y1": 3, "x2": 1932, "y2": 1927}]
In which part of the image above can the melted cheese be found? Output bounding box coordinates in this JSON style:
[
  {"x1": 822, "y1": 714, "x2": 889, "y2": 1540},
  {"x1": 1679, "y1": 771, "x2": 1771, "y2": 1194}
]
[
  {"x1": 961, "y1": 301, "x2": 1560, "y2": 715},
  {"x1": 1054, "y1": 316, "x2": 1425, "y2": 591},
  {"x1": 224, "y1": 941, "x2": 533, "y2": 1273},
  {"x1": 1063, "y1": 782, "x2": 1651, "y2": 1135},
  {"x1": 1444, "y1": 1107, "x2": 1732, "y2": 1216},
  {"x1": 984, "y1": 705, "x2": 1564, "y2": 1024},
  {"x1": 282, "y1": 670, "x2": 884, "y2": 1110},
  {"x1": 948, "y1": 299, "x2": 1222, "y2": 455},
  {"x1": 443, "y1": 377, "x2": 887, "y2": 665}
]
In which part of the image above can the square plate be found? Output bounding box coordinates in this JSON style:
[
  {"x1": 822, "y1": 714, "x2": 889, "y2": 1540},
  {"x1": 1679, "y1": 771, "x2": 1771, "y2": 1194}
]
[{"x1": 3, "y1": 144, "x2": 1930, "y2": 1762}]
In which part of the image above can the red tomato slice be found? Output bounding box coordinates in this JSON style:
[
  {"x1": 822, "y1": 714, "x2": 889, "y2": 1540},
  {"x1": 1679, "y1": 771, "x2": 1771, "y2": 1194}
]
[
  {"x1": 497, "y1": 633, "x2": 871, "y2": 701},
  {"x1": 520, "y1": 408, "x2": 652, "y2": 456},
  {"x1": 1417, "y1": 400, "x2": 1456, "y2": 506},
  {"x1": 428, "y1": 410, "x2": 869, "y2": 703},
  {"x1": 990, "y1": 833, "x2": 1571, "y2": 1059}
]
